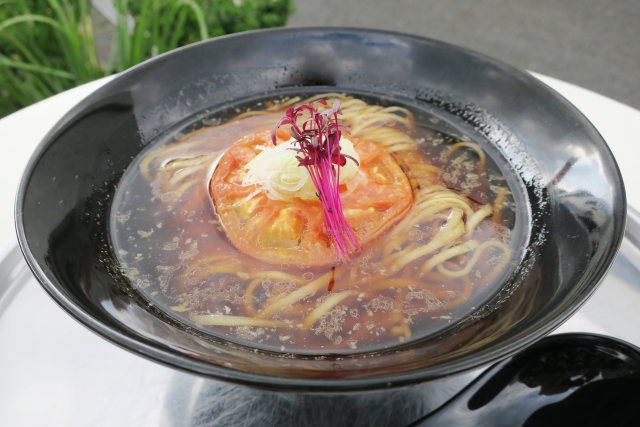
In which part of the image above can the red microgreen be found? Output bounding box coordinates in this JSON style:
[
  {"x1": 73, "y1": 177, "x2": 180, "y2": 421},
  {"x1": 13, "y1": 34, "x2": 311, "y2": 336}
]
[{"x1": 272, "y1": 100, "x2": 361, "y2": 262}]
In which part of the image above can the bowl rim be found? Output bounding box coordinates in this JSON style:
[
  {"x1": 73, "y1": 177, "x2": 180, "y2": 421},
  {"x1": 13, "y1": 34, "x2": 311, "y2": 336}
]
[{"x1": 14, "y1": 26, "x2": 627, "y2": 392}]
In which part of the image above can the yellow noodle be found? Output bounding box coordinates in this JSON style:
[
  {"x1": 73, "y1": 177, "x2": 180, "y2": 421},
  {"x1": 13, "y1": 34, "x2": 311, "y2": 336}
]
[
  {"x1": 162, "y1": 154, "x2": 214, "y2": 171},
  {"x1": 302, "y1": 291, "x2": 357, "y2": 328},
  {"x1": 406, "y1": 163, "x2": 440, "y2": 173},
  {"x1": 380, "y1": 106, "x2": 414, "y2": 124},
  {"x1": 349, "y1": 262, "x2": 359, "y2": 284},
  {"x1": 257, "y1": 269, "x2": 338, "y2": 318},
  {"x1": 187, "y1": 264, "x2": 246, "y2": 281},
  {"x1": 173, "y1": 179, "x2": 200, "y2": 198},
  {"x1": 243, "y1": 278, "x2": 263, "y2": 315},
  {"x1": 437, "y1": 240, "x2": 509, "y2": 278},
  {"x1": 413, "y1": 185, "x2": 455, "y2": 201},
  {"x1": 248, "y1": 271, "x2": 305, "y2": 284},
  {"x1": 391, "y1": 324, "x2": 411, "y2": 339},
  {"x1": 395, "y1": 202, "x2": 471, "y2": 236},
  {"x1": 413, "y1": 196, "x2": 473, "y2": 214},
  {"x1": 270, "y1": 96, "x2": 302, "y2": 110},
  {"x1": 422, "y1": 192, "x2": 471, "y2": 203},
  {"x1": 350, "y1": 115, "x2": 396, "y2": 134},
  {"x1": 492, "y1": 186, "x2": 508, "y2": 224},
  {"x1": 170, "y1": 303, "x2": 189, "y2": 312},
  {"x1": 383, "y1": 234, "x2": 409, "y2": 258},
  {"x1": 180, "y1": 257, "x2": 238, "y2": 281},
  {"x1": 360, "y1": 127, "x2": 415, "y2": 146},
  {"x1": 420, "y1": 240, "x2": 480, "y2": 274},
  {"x1": 458, "y1": 243, "x2": 511, "y2": 287},
  {"x1": 390, "y1": 210, "x2": 465, "y2": 272},
  {"x1": 381, "y1": 244, "x2": 416, "y2": 267},
  {"x1": 364, "y1": 278, "x2": 436, "y2": 292},
  {"x1": 255, "y1": 268, "x2": 336, "y2": 310},
  {"x1": 387, "y1": 143, "x2": 417, "y2": 153},
  {"x1": 140, "y1": 152, "x2": 156, "y2": 182},
  {"x1": 391, "y1": 203, "x2": 464, "y2": 240},
  {"x1": 466, "y1": 204, "x2": 493, "y2": 235},
  {"x1": 192, "y1": 314, "x2": 286, "y2": 327},
  {"x1": 165, "y1": 164, "x2": 205, "y2": 188},
  {"x1": 441, "y1": 276, "x2": 473, "y2": 309},
  {"x1": 448, "y1": 142, "x2": 486, "y2": 172}
]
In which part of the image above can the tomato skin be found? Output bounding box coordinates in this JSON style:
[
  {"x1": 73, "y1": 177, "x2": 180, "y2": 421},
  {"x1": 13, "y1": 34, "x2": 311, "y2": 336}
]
[{"x1": 210, "y1": 130, "x2": 413, "y2": 266}]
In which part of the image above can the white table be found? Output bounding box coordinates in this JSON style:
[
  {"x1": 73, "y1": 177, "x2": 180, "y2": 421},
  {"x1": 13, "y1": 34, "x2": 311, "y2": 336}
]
[{"x1": 1, "y1": 73, "x2": 639, "y2": 427}]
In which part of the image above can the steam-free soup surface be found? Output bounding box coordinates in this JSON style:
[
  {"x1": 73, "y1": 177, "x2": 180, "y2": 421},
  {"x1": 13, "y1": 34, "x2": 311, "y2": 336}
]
[{"x1": 110, "y1": 95, "x2": 520, "y2": 354}]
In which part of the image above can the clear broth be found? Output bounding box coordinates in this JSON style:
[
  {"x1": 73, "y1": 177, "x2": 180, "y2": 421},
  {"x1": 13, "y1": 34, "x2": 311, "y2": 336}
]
[{"x1": 110, "y1": 93, "x2": 526, "y2": 355}]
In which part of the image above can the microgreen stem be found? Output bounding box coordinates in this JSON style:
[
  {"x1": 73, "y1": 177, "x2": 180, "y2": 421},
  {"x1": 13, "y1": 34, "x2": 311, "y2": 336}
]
[{"x1": 272, "y1": 100, "x2": 361, "y2": 262}]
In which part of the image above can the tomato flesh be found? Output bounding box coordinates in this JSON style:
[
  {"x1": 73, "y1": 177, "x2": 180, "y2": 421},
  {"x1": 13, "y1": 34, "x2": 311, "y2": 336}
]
[{"x1": 210, "y1": 130, "x2": 414, "y2": 266}]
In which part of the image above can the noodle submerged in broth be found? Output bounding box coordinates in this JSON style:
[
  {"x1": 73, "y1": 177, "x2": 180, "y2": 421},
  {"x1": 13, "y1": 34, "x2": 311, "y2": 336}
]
[{"x1": 110, "y1": 94, "x2": 520, "y2": 354}]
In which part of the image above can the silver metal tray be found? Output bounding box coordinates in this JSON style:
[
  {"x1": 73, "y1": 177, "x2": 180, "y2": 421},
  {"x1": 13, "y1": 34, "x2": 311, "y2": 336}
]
[{"x1": 2, "y1": 209, "x2": 640, "y2": 426}]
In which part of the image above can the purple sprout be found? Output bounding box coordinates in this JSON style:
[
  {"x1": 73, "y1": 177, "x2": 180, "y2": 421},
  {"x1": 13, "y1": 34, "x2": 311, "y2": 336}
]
[{"x1": 271, "y1": 100, "x2": 361, "y2": 262}]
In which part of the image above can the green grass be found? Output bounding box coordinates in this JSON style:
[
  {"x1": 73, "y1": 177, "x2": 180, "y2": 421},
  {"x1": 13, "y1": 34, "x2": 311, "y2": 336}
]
[{"x1": 0, "y1": 0, "x2": 294, "y2": 118}]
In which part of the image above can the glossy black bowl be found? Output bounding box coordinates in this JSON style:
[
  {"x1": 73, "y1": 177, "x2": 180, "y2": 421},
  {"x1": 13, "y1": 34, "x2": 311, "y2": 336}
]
[
  {"x1": 15, "y1": 28, "x2": 625, "y2": 392},
  {"x1": 413, "y1": 333, "x2": 640, "y2": 426}
]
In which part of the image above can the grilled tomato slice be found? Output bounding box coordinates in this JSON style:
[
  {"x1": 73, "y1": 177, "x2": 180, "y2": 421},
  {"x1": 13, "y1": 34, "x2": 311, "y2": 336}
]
[{"x1": 210, "y1": 129, "x2": 413, "y2": 266}]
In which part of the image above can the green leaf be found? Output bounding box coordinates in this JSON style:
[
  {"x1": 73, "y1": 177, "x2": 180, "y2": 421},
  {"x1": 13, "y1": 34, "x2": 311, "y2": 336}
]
[
  {"x1": 0, "y1": 54, "x2": 75, "y2": 79},
  {"x1": 182, "y1": 0, "x2": 209, "y2": 40},
  {"x1": 0, "y1": 14, "x2": 60, "y2": 32},
  {"x1": 0, "y1": 0, "x2": 295, "y2": 117}
]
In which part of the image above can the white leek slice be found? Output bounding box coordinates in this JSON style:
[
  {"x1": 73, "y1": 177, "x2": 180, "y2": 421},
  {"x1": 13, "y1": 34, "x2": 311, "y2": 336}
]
[{"x1": 242, "y1": 138, "x2": 360, "y2": 201}]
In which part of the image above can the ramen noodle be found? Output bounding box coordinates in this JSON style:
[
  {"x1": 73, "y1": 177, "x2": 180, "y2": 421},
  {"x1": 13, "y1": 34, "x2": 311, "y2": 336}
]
[{"x1": 110, "y1": 94, "x2": 517, "y2": 354}]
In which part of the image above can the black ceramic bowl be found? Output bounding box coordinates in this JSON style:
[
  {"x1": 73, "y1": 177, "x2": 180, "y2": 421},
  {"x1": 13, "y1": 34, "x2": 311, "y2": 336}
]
[{"x1": 15, "y1": 28, "x2": 625, "y2": 392}]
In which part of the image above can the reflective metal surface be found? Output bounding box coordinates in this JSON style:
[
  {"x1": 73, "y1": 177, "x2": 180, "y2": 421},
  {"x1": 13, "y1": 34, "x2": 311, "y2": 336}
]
[
  {"x1": 14, "y1": 28, "x2": 625, "y2": 391},
  {"x1": 2, "y1": 231, "x2": 640, "y2": 426}
]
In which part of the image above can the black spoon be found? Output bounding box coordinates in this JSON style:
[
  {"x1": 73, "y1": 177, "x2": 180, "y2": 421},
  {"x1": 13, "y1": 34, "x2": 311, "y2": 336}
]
[{"x1": 410, "y1": 333, "x2": 640, "y2": 427}]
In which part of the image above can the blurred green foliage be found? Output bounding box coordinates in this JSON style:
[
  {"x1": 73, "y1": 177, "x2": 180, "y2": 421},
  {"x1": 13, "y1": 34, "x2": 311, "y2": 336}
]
[{"x1": 0, "y1": 0, "x2": 294, "y2": 118}]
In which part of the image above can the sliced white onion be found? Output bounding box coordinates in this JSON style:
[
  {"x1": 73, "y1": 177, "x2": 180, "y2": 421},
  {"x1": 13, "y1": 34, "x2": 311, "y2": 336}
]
[{"x1": 242, "y1": 138, "x2": 360, "y2": 201}]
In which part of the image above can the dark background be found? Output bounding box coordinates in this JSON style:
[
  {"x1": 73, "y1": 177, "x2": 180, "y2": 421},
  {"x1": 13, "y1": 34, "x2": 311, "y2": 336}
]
[{"x1": 288, "y1": 0, "x2": 640, "y2": 110}]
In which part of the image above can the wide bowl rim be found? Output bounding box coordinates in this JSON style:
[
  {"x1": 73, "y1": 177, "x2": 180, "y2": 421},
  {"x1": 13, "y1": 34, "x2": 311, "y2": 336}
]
[{"x1": 14, "y1": 26, "x2": 627, "y2": 392}]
